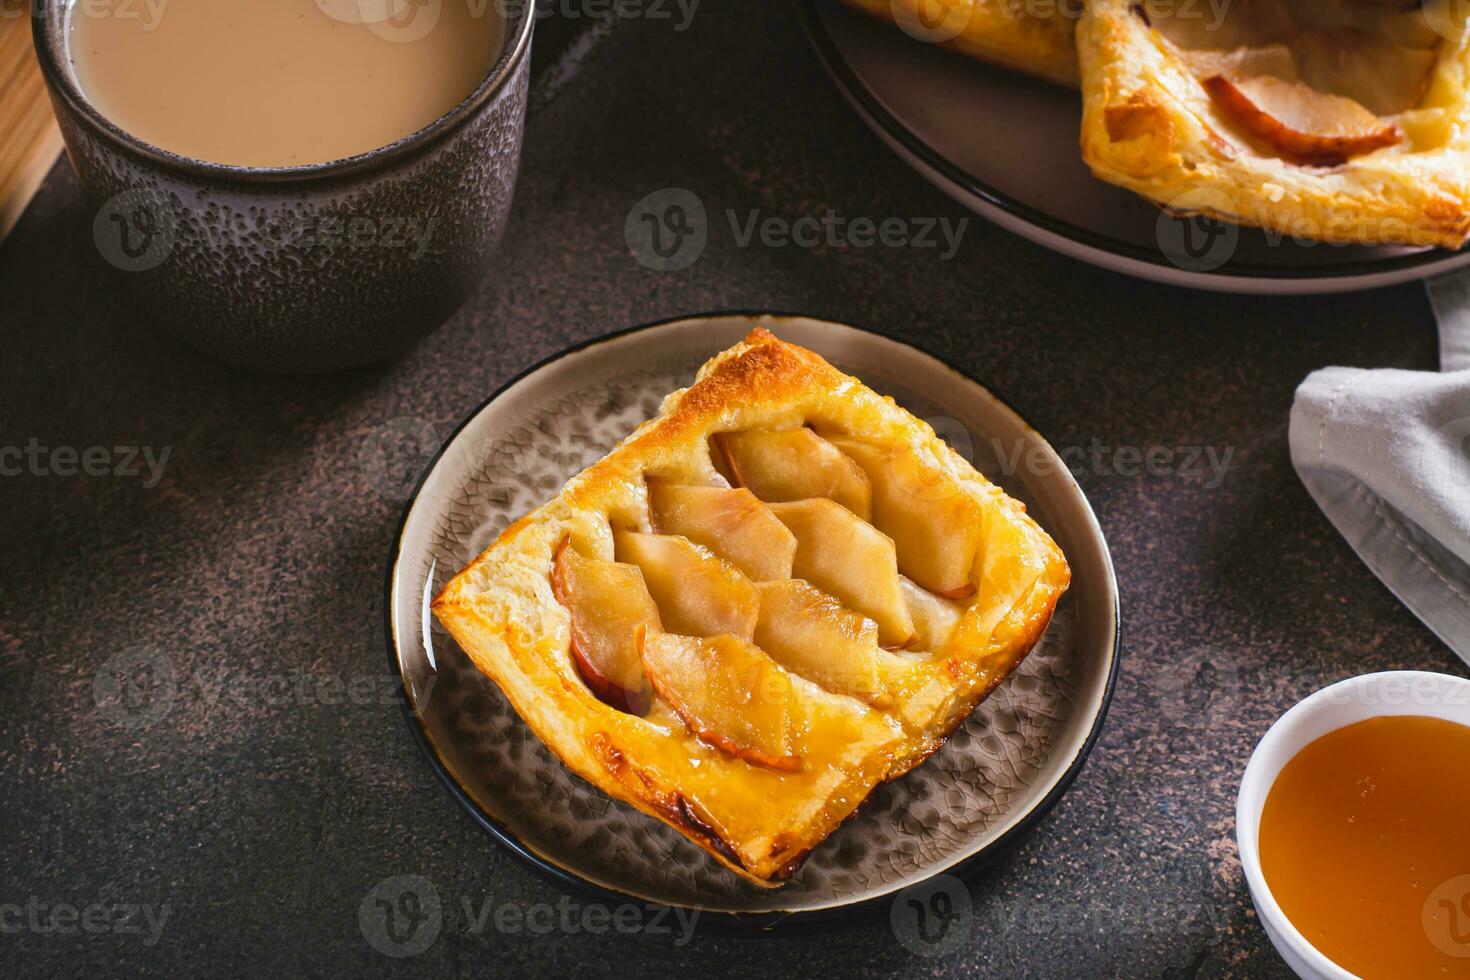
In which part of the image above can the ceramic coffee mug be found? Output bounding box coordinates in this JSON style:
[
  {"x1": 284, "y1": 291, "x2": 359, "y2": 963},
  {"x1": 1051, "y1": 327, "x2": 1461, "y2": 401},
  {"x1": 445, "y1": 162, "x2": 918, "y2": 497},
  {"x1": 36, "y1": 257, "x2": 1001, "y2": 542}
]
[{"x1": 33, "y1": 0, "x2": 534, "y2": 372}]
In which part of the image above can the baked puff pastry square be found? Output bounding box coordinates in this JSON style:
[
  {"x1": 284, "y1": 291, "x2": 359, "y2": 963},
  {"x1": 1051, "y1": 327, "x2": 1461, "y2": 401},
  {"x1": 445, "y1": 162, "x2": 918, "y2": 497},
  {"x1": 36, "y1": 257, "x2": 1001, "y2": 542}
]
[
  {"x1": 1079, "y1": 0, "x2": 1470, "y2": 247},
  {"x1": 838, "y1": 0, "x2": 1080, "y2": 87},
  {"x1": 432, "y1": 329, "x2": 1069, "y2": 887}
]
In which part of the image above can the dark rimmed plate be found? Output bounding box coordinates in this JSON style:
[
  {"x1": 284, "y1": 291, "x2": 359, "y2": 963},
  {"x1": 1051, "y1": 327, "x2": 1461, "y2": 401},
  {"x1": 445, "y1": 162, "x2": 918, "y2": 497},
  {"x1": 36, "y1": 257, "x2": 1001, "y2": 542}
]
[
  {"x1": 385, "y1": 313, "x2": 1120, "y2": 925},
  {"x1": 797, "y1": 0, "x2": 1470, "y2": 294}
]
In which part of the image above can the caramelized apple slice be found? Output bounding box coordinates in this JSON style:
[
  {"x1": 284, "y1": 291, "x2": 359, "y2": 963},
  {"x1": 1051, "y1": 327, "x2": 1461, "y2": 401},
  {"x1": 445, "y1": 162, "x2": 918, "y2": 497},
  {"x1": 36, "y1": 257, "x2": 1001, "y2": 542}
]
[
  {"x1": 754, "y1": 580, "x2": 892, "y2": 708},
  {"x1": 638, "y1": 628, "x2": 801, "y2": 771},
  {"x1": 612, "y1": 530, "x2": 759, "y2": 640},
  {"x1": 713, "y1": 429, "x2": 873, "y2": 520},
  {"x1": 551, "y1": 540, "x2": 659, "y2": 714},
  {"x1": 646, "y1": 482, "x2": 796, "y2": 582},
  {"x1": 766, "y1": 499, "x2": 916, "y2": 648},
  {"x1": 901, "y1": 578, "x2": 965, "y2": 653},
  {"x1": 1153, "y1": 0, "x2": 1440, "y2": 114},
  {"x1": 1203, "y1": 75, "x2": 1401, "y2": 165},
  {"x1": 826, "y1": 436, "x2": 983, "y2": 600}
]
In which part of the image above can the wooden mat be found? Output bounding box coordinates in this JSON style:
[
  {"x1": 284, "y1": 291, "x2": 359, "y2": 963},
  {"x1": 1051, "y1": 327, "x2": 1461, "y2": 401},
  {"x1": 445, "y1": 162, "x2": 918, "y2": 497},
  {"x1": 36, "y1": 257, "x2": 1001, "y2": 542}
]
[{"x1": 0, "y1": 2, "x2": 64, "y2": 244}]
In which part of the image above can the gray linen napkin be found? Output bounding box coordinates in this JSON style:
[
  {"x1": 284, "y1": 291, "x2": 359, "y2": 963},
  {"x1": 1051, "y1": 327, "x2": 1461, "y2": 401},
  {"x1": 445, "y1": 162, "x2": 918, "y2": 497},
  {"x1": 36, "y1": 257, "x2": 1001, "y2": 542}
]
[{"x1": 1288, "y1": 280, "x2": 1470, "y2": 663}]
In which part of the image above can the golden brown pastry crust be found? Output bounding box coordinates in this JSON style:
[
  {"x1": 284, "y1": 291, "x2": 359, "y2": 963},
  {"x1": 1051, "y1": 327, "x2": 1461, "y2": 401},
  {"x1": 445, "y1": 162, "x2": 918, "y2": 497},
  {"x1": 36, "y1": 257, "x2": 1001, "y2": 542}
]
[
  {"x1": 838, "y1": 0, "x2": 1080, "y2": 88},
  {"x1": 431, "y1": 327, "x2": 1069, "y2": 887},
  {"x1": 1078, "y1": 0, "x2": 1470, "y2": 248}
]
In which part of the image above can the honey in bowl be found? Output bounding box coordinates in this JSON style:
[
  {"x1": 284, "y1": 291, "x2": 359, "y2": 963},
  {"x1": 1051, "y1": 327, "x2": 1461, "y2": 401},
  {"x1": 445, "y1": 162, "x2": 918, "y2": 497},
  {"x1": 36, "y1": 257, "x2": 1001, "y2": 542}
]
[
  {"x1": 1259, "y1": 715, "x2": 1470, "y2": 978},
  {"x1": 66, "y1": 0, "x2": 504, "y2": 168}
]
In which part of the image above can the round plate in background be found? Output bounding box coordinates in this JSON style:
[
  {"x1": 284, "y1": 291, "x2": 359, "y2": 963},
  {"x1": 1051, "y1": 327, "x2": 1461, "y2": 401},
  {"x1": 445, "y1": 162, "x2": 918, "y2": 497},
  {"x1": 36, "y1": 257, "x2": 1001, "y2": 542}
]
[
  {"x1": 386, "y1": 314, "x2": 1120, "y2": 924},
  {"x1": 797, "y1": 0, "x2": 1470, "y2": 295}
]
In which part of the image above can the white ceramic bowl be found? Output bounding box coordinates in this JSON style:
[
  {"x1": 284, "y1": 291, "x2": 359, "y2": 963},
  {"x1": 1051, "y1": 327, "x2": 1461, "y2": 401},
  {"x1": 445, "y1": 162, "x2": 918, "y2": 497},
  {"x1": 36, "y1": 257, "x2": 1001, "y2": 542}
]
[{"x1": 1236, "y1": 670, "x2": 1470, "y2": 979}]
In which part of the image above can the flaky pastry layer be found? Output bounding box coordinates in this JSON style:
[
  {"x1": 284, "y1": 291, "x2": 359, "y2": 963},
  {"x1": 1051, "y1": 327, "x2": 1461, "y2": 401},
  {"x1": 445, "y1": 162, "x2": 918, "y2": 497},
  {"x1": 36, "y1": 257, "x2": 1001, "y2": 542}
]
[
  {"x1": 432, "y1": 326, "x2": 1069, "y2": 886},
  {"x1": 1079, "y1": 0, "x2": 1470, "y2": 248}
]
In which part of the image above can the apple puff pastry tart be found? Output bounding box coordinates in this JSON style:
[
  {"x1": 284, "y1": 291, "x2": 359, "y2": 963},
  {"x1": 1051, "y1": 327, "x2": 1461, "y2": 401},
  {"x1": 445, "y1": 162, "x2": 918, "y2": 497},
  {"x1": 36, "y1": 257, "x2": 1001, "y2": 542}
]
[
  {"x1": 1079, "y1": 0, "x2": 1470, "y2": 248},
  {"x1": 432, "y1": 329, "x2": 1069, "y2": 887},
  {"x1": 837, "y1": 0, "x2": 1080, "y2": 87}
]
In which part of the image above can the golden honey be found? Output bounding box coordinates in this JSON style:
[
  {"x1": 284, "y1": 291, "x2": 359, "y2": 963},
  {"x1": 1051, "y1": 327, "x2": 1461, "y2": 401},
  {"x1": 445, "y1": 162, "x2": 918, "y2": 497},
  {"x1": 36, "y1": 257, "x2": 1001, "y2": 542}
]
[{"x1": 1259, "y1": 715, "x2": 1470, "y2": 978}]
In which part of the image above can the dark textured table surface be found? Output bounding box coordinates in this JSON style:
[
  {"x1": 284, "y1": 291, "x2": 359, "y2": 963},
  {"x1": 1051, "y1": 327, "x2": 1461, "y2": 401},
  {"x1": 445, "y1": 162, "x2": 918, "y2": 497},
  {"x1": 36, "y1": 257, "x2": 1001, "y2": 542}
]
[{"x1": 2, "y1": 2, "x2": 1464, "y2": 977}]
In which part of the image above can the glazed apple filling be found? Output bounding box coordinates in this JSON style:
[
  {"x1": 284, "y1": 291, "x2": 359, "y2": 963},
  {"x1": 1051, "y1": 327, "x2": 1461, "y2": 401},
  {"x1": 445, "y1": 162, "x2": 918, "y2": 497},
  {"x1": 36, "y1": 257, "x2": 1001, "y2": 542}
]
[
  {"x1": 1141, "y1": 0, "x2": 1445, "y2": 163},
  {"x1": 551, "y1": 426, "x2": 982, "y2": 770}
]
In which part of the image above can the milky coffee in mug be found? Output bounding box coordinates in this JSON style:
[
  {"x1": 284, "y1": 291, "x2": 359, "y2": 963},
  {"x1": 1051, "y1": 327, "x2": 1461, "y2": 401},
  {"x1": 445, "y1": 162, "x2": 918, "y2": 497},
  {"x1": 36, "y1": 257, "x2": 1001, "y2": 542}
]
[{"x1": 66, "y1": 0, "x2": 505, "y2": 168}]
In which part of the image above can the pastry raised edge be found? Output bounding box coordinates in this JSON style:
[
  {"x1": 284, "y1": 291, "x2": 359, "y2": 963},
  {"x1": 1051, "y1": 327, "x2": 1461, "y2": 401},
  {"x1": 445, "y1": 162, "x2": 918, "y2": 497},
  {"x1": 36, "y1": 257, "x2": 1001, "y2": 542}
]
[
  {"x1": 1077, "y1": 0, "x2": 1470, "y2": 249},
  {"x1": 431, "y1": 325, "x2": 1070, "y2": 887}
]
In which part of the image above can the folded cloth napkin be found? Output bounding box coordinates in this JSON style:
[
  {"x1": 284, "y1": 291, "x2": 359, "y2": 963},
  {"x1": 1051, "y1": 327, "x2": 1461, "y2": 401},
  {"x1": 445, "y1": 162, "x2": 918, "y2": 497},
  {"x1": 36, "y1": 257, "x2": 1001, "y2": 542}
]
[{"x1": 1289, "y1": 282, "x2": 1470, "y2": 665}]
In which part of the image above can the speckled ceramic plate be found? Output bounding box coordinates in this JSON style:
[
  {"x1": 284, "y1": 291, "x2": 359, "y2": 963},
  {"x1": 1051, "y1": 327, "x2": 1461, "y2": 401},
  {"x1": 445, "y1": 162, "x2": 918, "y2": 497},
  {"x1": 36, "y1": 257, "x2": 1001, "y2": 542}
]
[
  {"x1": 798, "y1": 0, "x2": 1470, "y2": 294},
  {"x1": 386, "y1": 313, "x2": 1119, "y2": 924}
]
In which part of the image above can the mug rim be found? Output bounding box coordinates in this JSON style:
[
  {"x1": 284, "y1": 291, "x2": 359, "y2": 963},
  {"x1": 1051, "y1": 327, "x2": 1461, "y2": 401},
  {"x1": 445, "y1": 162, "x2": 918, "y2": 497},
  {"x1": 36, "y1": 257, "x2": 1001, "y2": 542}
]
[
  {"x1": 31, "y1": 0, "x2": 535, "y2": 184},
  {"x1": 1235, "y1": 669, "x2": 1470, "y2": 980}
]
